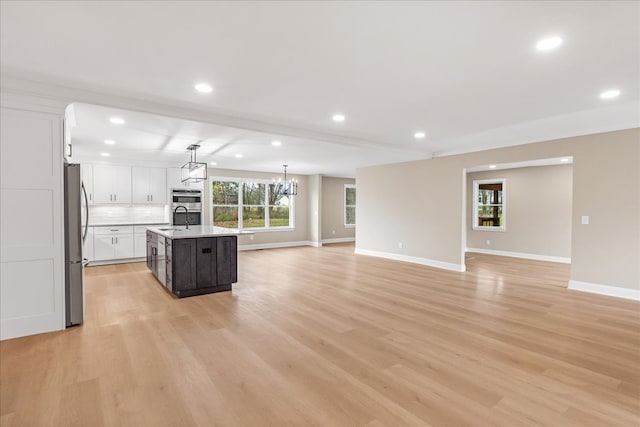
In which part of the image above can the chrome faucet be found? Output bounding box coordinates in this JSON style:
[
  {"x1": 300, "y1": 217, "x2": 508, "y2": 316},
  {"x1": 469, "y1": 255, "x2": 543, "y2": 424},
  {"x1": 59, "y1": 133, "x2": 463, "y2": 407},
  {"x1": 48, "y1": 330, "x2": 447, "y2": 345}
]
[{"x1": 174, "y1": 205, "x2": 190, "y2": 229}]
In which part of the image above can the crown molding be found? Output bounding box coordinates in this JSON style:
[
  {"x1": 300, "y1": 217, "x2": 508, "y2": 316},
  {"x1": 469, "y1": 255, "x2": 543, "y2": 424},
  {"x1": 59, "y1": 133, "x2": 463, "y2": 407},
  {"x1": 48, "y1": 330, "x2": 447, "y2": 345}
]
[
  {"x1": 432, "y1": 101, "x2": 640, "y2": 158},
  {"x1": 0, "y1": 68, "x2": 423, "y2": 156}
]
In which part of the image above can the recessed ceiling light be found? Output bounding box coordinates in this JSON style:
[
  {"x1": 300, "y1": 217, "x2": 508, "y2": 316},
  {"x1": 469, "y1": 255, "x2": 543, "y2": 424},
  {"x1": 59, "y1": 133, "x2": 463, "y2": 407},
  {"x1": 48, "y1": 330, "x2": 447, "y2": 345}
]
[
  {"x1": 104, "y1": 139, "x2": 115, "y2": 145},
  {"x1": 235, "y1": 154, "x2": 243, "y2": 158},
  {"x1": 271, "y1": 140, "x2": 282, "y2": 147},
  {"x1": 536, "y1": 36, "x2": 563, "y2": 51},
  {"x1": 560, "y1": 158, "x2": 570, "y2": 162},
  {"x1": 414, "y1": 131, "x2": 426, "y2": 139},
  {"x1": 599, "y1": 89, "x2": 621, "y2": 99},
  {"x1": 194, "y1": 83, "x2": 213, "y2": 93},
  {"x1": 332, "y1": 114, "x2": 345, "y2": 122},
  {"x1": 100, "y1": 152, "x2": 110, "y2": 157},
  {"x1": 489, "y1": 164, "x2": 497, "y2": 169},
  {"x1": 209, "y1": 162, "x2": 217, "y2": 166},
  {"x1": 109, "y1": 117, "x2": 125, "y2": 125}
]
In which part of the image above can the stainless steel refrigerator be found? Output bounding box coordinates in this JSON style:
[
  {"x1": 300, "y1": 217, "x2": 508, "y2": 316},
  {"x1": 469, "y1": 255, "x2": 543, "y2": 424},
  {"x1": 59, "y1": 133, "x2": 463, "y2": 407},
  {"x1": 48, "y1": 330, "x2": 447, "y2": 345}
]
[{"x1": 64, "y1": 162, "x2": 89, "y2": 327}]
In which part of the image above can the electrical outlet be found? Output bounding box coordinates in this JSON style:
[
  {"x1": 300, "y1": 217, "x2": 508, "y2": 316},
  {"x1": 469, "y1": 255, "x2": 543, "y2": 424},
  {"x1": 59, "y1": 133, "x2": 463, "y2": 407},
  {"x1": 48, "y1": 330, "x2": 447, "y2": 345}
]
[
  {"x1": 486, "y1": 239, "x2": 491, "y2": 245},
  {"x1": 332, "y1": 230, "x2": 336, "y2": 235},
  {"x1": 398, "y1": 242, "x2": 403, "y2": 249},
  {"x1": 250, "y1": 234, "x2": 254, "y2": 240},
  {"x1": 581, "y1": 215, "x2": 589, "y2": 225}
]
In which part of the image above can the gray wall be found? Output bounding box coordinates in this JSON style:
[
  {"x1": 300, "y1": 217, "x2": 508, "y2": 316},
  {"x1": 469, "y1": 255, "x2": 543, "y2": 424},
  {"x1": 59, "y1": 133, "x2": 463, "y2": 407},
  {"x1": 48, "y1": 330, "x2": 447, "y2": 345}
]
[
  {"x1": 357, "y1": 128, "x2": 639, "y2": 291},
  {"x1": 322, "y1": 176, "x2": 356, "y2": 240},
  {"x1": 466, "y1": 165, "x2": 572, "y2": 258}
]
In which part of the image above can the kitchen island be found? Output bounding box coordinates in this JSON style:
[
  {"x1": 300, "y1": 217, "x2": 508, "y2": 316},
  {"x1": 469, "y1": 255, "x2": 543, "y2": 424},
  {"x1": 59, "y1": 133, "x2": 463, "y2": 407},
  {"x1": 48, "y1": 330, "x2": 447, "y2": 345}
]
[{"x1": 146, "y1": 225, "x2": 252, "y2": 298}]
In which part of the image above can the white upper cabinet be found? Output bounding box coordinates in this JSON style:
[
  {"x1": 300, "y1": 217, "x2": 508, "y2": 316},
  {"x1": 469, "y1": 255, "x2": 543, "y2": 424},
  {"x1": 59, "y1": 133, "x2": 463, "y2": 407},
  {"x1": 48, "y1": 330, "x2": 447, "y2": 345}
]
[
  {"x1": 133, "y1": 167, "x2": 167, "y2": 204},
  {"x1": 81, "y1": 164, "x2": 94, "y2": 204},
  {"x1": 166, "y1": 167, "x2": 204, "y2": 191},
  {"x1": 93, "y1": 165, "x2": 132, "y2": 204}
]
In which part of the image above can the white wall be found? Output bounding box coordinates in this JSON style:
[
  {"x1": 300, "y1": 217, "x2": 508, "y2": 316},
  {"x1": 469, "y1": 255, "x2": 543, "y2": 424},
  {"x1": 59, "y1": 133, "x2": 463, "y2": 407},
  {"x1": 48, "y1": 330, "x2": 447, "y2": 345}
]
[
  {"x1": 1, "y1": 93, "x2": 66, "y2": 340},
  {"x1": 466, "y1": 165, "x2": 572, "y2": 260},
  {"x1": 357, "y1": 129, "x2": 639, "y2": 295},
  {"x1": 307, "y1": 175, "x2": 322, "y2": 246},
  {"x1": 321, "y1": 176, "x2": 356, "y2": 241}
]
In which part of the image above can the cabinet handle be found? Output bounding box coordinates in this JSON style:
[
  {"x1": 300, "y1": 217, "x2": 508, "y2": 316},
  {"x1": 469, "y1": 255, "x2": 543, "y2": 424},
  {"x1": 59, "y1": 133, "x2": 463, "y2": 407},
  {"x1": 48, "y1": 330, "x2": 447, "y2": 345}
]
[
  {"x1": 114, "y1": 194, "x2": 117, "y2": 201},
  {"x1": 150, "y1": 194, "x2": 153, "y2": 202},
  {"x1": 68, "y1": 143, "x2": 72, "y2": 157},
  {"x1": 89, "y1": 193, "x2": 92, "y2": 201},
  {"x1": 110, "y1": 194, "x2": 112, "y2": 201},
  {"x1": 111, "y1": 237, "x2": 114, "y2": 244},
  {"x1": 116, "y1": 237, "x2": 118, "y2": 244}
]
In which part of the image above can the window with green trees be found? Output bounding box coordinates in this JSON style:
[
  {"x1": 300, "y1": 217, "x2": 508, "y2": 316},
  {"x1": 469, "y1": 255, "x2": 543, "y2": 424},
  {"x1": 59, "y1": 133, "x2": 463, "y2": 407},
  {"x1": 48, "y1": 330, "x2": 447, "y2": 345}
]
[{"x1": 212, "y1": 179, "x2": 293, "y2": 230}]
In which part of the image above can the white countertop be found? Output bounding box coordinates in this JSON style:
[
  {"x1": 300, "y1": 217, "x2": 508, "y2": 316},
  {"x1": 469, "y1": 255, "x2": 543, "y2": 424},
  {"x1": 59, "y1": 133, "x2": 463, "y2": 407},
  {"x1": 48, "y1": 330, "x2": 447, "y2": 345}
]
[
  {"x1": 90, "y1": 222, "x2": 170, "y2": 227},
  {"x1": 147, "y1": 225, "x2": 253, "y2": 239}
]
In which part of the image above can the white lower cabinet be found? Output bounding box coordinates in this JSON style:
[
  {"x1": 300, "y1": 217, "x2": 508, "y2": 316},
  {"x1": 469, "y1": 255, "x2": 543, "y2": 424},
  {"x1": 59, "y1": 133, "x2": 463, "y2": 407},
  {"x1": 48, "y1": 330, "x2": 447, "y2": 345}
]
[
  {"x1": 134, "y1": 233, "x2": 147, "y2": 258},
  {"x1": 93, "y1": 226, "x2": 135, "y2": 261},
  {"x1": 83, "y1": 227, "x2": 94, "y2": 261},
  {"x1": 114, "y1": 234, "x2": 134, "y2": 259},
  {"x1": 91, "y1": 224, "x2": 169, "y2": 263}
]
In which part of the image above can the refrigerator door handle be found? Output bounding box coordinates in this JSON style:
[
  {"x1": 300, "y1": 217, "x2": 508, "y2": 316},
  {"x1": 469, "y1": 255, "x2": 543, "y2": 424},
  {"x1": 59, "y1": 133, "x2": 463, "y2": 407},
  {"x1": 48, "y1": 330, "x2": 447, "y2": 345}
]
[{"x1": 81, "y1": 182, "x2": 89, "y2": 244}]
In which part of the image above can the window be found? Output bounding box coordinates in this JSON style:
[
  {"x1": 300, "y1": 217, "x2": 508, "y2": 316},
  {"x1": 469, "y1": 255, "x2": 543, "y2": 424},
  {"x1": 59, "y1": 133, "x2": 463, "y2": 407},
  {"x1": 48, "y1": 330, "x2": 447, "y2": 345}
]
[
  {"x1": 211, "y1": 178, "x2": 294, "y2": 230},
  {"x1": 473, "y1": 178, "x2": 505, "y2": 231},
  {"x1": 242, "y1": 183, "x2": 265, "y2": 228},
  {"x1": 345, "y1": 184, "x2": 356, "y2": 227},
  {"x1": 212, "y1": 181, "x2": 239, "y2": 228},
  {"x1": 268, "y1": 184, "x2": 290, "y2": 227}
]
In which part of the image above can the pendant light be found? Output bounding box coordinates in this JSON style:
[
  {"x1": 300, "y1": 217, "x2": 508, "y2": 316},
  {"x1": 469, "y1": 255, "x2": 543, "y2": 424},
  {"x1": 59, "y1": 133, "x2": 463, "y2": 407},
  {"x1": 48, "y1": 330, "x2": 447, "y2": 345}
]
[
  {"x1": 181, "y1": 144, "x2": 207, "y2": 183},
  {"x1": 272, "y1": 164, "x2": 298, "y2": 196}
]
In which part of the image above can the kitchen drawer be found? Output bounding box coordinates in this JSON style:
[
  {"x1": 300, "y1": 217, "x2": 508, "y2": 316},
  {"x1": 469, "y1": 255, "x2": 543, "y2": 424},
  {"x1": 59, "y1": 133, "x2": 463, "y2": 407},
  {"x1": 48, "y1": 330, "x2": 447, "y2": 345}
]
[{"x1": 93, "y1": 225, "x2": 134, "y2": 235}]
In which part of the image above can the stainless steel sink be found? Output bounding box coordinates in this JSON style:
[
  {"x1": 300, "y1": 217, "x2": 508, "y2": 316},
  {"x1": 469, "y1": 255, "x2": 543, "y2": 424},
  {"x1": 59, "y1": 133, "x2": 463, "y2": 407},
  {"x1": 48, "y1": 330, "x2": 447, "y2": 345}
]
[{"x1": 158, "y1": 227, "x2": 186, "y2": 231}]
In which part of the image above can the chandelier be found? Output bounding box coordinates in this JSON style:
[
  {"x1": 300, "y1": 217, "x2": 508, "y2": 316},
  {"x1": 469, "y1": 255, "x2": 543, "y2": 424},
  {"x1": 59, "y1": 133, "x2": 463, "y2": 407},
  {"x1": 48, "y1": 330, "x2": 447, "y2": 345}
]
[
  {"x1": 181, "y1": 144, "x2": 207, "y2": 183},
  {"x1": 272, "y1": 164, "x2": 298, "y2": 196}
]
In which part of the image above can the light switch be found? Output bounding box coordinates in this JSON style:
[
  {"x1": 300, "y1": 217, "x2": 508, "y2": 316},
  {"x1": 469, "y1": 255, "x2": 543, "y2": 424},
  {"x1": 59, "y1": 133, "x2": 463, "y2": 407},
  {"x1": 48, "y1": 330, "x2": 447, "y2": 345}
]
[{"x1": 581, "y1": 215, "x2": 589, "y2": 225}]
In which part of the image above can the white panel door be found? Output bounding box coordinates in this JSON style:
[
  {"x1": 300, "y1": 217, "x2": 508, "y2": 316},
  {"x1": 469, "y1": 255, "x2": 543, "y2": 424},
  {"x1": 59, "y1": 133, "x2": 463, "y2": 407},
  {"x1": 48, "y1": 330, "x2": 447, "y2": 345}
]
[
  {"x1": 134, "y1": 233, "x2": 147, "y2": 258},
  {"x1": 81, "y1": 164, "x2": 94, "y2": 204},
  {"x1": 148, "y1": 167, "x2": 167, "y2": 204},
  {"x1": 94, "y1": 236, "x2": 115, "y2": 260},
  {"x1": 114, "y1": 234, "x2": 134, "y2": 259},
  {"x1": 93, "y1": 165, "x2": 113, "y2": 204},
  {"x1": 0, "y1": 105, "x2": 64, "y2": 340},
  {"x1": 132, "y1": 167, "x2": 150, "y2": 204},
  {"x1": 111, "y1": 165, "x2": 131, "y2": 204}
]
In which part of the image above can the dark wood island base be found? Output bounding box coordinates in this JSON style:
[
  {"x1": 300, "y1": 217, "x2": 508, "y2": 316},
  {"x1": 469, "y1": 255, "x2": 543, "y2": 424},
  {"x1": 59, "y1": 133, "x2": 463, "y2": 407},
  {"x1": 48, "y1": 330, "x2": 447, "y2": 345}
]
[{"x1": 147, "y1": 228, "x2": 239, "y2": 298}]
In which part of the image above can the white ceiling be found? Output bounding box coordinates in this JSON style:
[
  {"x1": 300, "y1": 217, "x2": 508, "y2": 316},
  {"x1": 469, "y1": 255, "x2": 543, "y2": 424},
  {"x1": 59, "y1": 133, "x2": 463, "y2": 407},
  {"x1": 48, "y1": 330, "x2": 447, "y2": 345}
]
[
  {"x1": 68, "y1": 102, "x2": 425, "y2": 176},
  {"x1": 1, "y1": 1, "x2": 638, "y2": 176}
]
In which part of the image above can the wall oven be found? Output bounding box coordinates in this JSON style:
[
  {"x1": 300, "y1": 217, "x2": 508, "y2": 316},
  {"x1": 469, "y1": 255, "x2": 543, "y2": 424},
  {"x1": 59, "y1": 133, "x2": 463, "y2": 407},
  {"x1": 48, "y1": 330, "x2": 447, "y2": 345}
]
[{"x1": 171, "y1": 189, "x2": 202, "y2": 225}]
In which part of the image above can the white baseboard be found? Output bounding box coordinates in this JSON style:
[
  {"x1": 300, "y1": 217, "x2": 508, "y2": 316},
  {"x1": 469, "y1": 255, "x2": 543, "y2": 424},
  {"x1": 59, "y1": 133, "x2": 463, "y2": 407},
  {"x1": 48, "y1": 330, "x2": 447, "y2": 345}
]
[
  {"x1": 87, "y1": 257, "x2": 145, "y2": 266},
  {"x1": 239, "y1": 241, "x2": 320, "y2": 251},
  {"x1": 568, "y1": 280, "x2": 640, "y2": 301},
  {"x1": 322, "y1": 237, "x2": 356, "y2": 244},
  {"x1": 354, "y1": 248, "x2": 465, "y2": 272},
  {"x1": 466, "y1": 248, "x2": 571, "y2": 264}
]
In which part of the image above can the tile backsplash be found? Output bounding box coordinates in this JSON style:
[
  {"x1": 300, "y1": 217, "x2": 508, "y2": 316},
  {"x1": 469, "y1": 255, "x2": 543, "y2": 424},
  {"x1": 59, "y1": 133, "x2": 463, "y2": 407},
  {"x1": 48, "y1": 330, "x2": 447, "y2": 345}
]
[{"x1": 88, "y1": 205, "x2": 170, "y2": 225}]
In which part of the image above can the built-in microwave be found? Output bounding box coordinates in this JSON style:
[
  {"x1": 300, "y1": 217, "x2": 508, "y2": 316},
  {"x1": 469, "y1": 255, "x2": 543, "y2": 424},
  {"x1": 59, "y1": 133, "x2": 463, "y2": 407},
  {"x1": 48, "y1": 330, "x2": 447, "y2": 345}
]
[
  {"x1": 171, "y1": 189, "x2": 202, "y2": 205},
  {"x1": 171, "y1": 189, "x2": 202, "y2": 226}
]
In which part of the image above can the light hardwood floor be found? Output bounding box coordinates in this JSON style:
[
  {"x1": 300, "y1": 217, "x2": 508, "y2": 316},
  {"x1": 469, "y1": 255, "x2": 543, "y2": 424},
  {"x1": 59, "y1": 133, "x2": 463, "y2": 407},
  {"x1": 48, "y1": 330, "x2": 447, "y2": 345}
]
[{"x1": 1, "y1": 244, "x2": 639, "y2": 426}]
